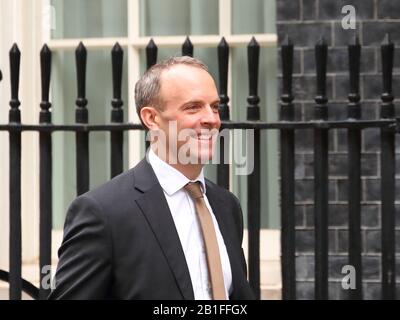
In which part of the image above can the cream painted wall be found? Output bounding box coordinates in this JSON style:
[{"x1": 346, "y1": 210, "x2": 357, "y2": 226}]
[
  {"x1": 0, "y1": 0, "x2": 43, "y2": 270},
  {"x1": 0, "y1": 0, "x2": 13, "y2": 270}
]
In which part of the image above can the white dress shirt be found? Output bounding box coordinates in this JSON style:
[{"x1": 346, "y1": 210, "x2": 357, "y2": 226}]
[{"x1": 148, "y1": 149, "x2": 232, "y2": 300}]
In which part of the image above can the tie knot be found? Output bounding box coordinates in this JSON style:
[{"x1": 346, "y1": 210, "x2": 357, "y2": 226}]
[{"x1": 184, "y1": 182, "x2": 203, "y2": 200}]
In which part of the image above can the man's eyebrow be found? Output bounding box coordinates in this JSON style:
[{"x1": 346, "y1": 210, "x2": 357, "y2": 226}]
[{"x1": 179, "y1": 99, "x2": 220, "y2": 109}]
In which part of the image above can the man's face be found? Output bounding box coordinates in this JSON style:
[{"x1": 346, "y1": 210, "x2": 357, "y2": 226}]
[{"x1": 154, "y1": 64, "x2": 221, "y2": 164}]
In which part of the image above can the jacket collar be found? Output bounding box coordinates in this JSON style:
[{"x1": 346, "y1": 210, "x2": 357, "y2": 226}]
[
  {"x1": 132, "y1": 157, "x2": 249, "y2": 300},
  {"x1": 132, "y1": 157, "x2": 194, "y2": 299}
]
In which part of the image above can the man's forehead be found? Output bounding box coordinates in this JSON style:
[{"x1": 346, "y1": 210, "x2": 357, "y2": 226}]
[
  {"x1": 160, "y1": 64, "x2": 209, "y2": 80},
  {"x1": 159, "y1": 64, "x2": 217, "y2": 96}
]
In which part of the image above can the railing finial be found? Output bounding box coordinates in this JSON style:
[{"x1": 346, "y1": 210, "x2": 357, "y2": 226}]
[
  {"x1": 380, "y1": 33, "x2": 394, "y2": 119},
  {"x1": 182, "y1": 36, "x2": 193, "y2": 57},
  {"x1": 9, "y1": 43, "x2": 21, "y2": 123},
  {"x1": 314, "y1": 37, "x2": 328, "y2": 120},
  {"x1": 40, "y1": 44, "x2": 52, "y2": 123},
  {"x1": 218, "y1": 36, "x2": 230, "y2": 120},
  {"x1": 347, "y1": 32, "x2": 361, "y2": 120},
  {"x1": 75, "y1": 42, "x2": 88, "y2": 123},
  {"x1": 111, "y1": 42, "x2": 124, "y2": 123},
  {"x1": 247, "y1": 36, "x2": 260, "y2": 121},
  {"x1": 281, "y1": 34, "x2": 294, "y2": 121},
  {"x1": 146, "y1": 38, "x2": 158, "y2": 70}
]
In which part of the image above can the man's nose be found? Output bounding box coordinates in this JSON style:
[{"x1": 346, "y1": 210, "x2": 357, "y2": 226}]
[{"x1": 200, "y1": 105, "x2": 221, "y2": 127}]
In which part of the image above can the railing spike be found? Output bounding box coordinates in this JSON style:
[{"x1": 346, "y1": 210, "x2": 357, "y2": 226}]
[
  {"x1": 111, "y1": 42, "x2": 123, "y2": 101},
  {"x1": 348, "y1": 32, "x2": 361, "y2": 121},
  {"x1": 75, "y1": 41, "x2": 89, "y2": 195},
  {"x1": 146, "y1": 38, "x2": 158, "y2": 70},
  {"x1": 315, "y1": 38, "x2": 328, "y2": 118},
  {"x1": 182, "y1": 36, "x2": 193, "y2": 57},
  {"x1": 317, "y1": 36, "x2": 326, "y2": 46},
  {"x1": 218, "y1": 36, "x2": 230, "y2": 120},
  {"x1": 40, "y1": 44, "x2": 52, "y2": 101},
  {"x1": 40, "y1": 43, "x2": 52, "y2": 123},
  {"x1": 216, "y1": 36, "x2": 230, "y2": 188},
  {"x1": 382, "y1": 33, "x2": 391, "y2": 45},
  {"x1": 281, "y1": 35, "x2": 293, "y2": 99},
  {"x1": 219, "y1": 36, "x2": 228, "y2": 47},
  {"x1": 9, "y1": 43, "x2": 21, "y2": 123},
  {"x1": 282, "y1": 34, "x2": 292, "y2": 47},
  {"x1": 77, "y1": 41, "x2": 85, "y2": 51},
  {"x1": 250, "y1": 36, "x2": 258, "y2": 45},
  {"x1": 111, "y1": 41, "x2": 124, "y2": 123},
  {"x1": 247, "y1": 37, "x2": 260, "y2": 120},
  {"x1": 75, "y1": 42, "x2": 88, "y2": 123},
  {"x1": 352, "y1": 33, "x2": 360, "y2": 46},
  {"x1": 381, "y1": 33, "x2": 394, "y2": 96},
  {"x1": 111, "y1": 42, "x2": 124, "y2": 176},
  {"x1": 113, "y1": 41, "x2": 122, "y2": 52},
  {"x1": 75, "y1": 43, "x2": 87, "y2": 102},
  {"x1": 380, "y1": 33, "x2": 394, "y2": 119}
]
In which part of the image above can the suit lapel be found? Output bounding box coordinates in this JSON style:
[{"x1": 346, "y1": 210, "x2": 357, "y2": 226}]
[{"x1": 133, "y1": 159, "x2": 194, "y2": 300}]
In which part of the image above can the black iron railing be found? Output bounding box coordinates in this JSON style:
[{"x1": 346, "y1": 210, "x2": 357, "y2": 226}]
[{"x1": 0, "y1": 34, "x2": 398, "y2": 300}]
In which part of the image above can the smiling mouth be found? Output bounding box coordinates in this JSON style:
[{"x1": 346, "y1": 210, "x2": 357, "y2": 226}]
[{"x1": 196, "y1": 134, "x2": 213, "y2": 140}]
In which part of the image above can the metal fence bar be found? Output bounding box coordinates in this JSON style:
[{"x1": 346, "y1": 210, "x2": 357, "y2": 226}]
[
  {"x1": 313, "y1": 38, "x2": 329, "y2": 300},
  {"x1": 8, "y1": 43, "x2": 22, "y2": 300},
  {"x1": 110, "y1": 42, "x2": 124, "y2": 178},
  {"x1": 39, "y1": 44, "x2": 53, "y2": 300},
  {"x1": 146, "y1": 39, "x2": 158, "y2": 70},
  {"x1": 75, "y1": 42, "x2": 90, "y2": 196},
  {"x1": 0, "y1": 270, "x2": 38, "y2": 299},
  {"x1": 347, "y1": 36, "x2": 363, "y2": 300},
  {"x1": 182, "y1": 36, "x2": 193, "y2": 57},
  {"x1": 217, "y1": 37, "x2": 230, "y2": 190},
  {"x1": 1, "y1": 119, "x2": 397, "y2": 132},
  {"x1": 144, "y1": 39, "x2": 158, "y2": 151},
  {"x1": 1, "y1": 36, "x2": 400, "y2": 300},
  {"x1": 279, "y1": 35, "x2": 296, "y2": 300},
  {"x1": 380, "y1": 34, "x2": 396, "y2": 300},
  {"x1": 246, "y1": 37, "x2": 261, "y2": 299}
]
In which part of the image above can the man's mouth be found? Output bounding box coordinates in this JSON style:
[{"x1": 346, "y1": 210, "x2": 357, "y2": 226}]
[{"x1": 196, "y1": 133, "x2": 213, "y2": 140}]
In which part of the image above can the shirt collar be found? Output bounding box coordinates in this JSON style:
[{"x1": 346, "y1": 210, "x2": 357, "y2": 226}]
[{"x1": 147, "y1": 148, "x2": 206, "y2": 196}]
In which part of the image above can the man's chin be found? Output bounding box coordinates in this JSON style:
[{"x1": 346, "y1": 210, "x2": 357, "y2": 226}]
[
  {"x1": 196, "y1": 150, "x2": 215, "y2": 164},
  {"x1": 184, "y1": 151, "x2": 214, "y2": 165}
]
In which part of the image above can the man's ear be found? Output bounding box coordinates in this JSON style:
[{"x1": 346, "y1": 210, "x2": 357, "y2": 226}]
[{"x1": 140, "y1": 106, "x2": 159, "y2": 130}]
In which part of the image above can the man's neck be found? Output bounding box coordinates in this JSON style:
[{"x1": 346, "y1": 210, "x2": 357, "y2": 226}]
[
  {"x1": 169, "y1": 163, "x2": 203, "y2": 181},
  {"x1": 152, "y1": 147, "x2": 203, "y2": 180}
]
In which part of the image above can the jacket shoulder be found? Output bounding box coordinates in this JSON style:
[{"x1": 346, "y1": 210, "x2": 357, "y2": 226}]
[
  {"x1": 71, "y1": 159, "x2": 151, "y2": 220},
  {"x1": 205, "y1": 178, "x2": 241, "y2": 206}
]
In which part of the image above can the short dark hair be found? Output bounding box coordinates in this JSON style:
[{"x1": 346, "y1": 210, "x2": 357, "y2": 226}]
[{"x1": 134, "y1": 56, "x2": 208, "y2": 124}]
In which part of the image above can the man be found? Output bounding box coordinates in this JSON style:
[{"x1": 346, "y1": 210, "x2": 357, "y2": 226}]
[{"x1": 49, "y1": 56, "x2": 255, "y2": 300}]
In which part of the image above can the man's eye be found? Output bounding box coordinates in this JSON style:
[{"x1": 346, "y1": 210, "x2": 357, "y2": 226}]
[
  {"x1": 186, "y1": 105, "x2": 200, "y2": 110},
  {"x1": 212, "y1": 105, "x2": 220, "y2": 112}
]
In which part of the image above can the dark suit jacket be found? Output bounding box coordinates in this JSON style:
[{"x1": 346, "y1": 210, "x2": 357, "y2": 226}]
[{"x1": 48, "y1": 157, "x2": 255, "y2": 300}]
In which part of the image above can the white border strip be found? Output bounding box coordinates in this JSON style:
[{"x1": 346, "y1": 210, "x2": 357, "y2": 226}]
[
  {"x1": 46, "y1": 34, "x2": 277, "y2": 50},
  {"x1": 219, "y1": 0, "x2": 231, "y2": 36},
  {"x1": 128, "y1": 0, "x2": 142, "y2": 167}
]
